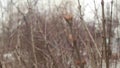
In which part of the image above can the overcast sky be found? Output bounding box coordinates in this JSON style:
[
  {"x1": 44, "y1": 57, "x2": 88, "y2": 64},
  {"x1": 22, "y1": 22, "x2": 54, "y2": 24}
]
[{"x1": 0, "y1": 0, "x2": 113, "y2": 21}]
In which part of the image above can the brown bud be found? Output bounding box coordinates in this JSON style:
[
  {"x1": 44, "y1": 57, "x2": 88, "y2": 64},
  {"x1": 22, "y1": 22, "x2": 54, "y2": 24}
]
[
  {"x1": 75, "y1": 59, "x2": 86, "y2": 65},
  {"x1": 64, "y1": 14, "x2": 73, "y2": 21},
  {"x1": 68, "y1": 34, "x2": 73, "y2": 42},
  {"x1": 101, "y1": 35, "x2": 104, "y2": 38}
]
